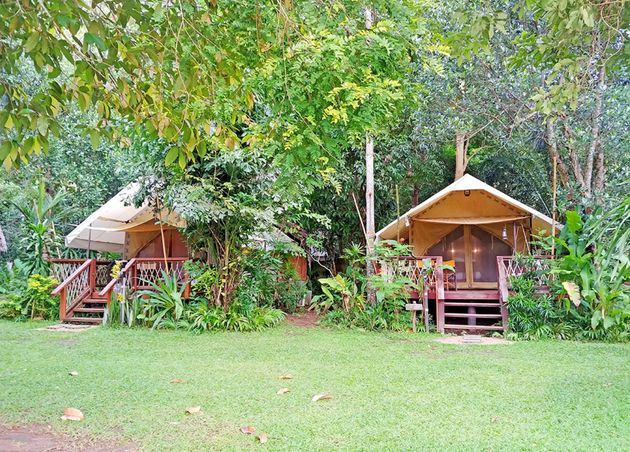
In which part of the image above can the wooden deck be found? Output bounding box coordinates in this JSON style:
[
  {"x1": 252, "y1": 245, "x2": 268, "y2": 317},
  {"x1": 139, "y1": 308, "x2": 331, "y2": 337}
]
[{"x1": 388, "y1": 255, "x2": 552, "y2": 333}]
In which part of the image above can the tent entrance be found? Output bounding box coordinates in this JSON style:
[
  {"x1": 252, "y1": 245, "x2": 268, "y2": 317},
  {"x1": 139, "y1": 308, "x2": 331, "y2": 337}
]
[{"x1": 427, "y1": 225, "x2": 512, "y2": 289}]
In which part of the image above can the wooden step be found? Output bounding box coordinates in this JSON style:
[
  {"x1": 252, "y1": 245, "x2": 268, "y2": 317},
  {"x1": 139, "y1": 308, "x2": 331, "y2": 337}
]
[
  {"x1": 64, "y1": 317, "x2": 103, "y2": 324},
  {"x1": 73, "y1": 307, "x2": 106, "y2": 313},
  {"x1": 443, "y1": 302, "x2": 501, "y2": 307},
  {"x1": 82, "y1": 298, "x2": 108, "y2": 304},
  {"x1": 443, "y1": 290, "x2": 499, "y2": 300},
  {"x1": 444, "y1": 313, "x2": 502, "y2": 319},
  {"x1": 444, "y1": 324, "x2": 504, "y2": 331}
]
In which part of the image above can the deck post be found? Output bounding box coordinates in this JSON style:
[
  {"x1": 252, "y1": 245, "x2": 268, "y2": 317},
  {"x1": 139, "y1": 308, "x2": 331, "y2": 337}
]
[
  {"x1": 497, "y1": 256, "x2": 510, "y2": 330},
  {"x1": 59, "y1": 290, "x2": 67, "y2": 321},
  {"x1": 89, "y1": 258, "x2": 97, "y2": 291},
  {"x1": 435, "y1": 257, "x2": 445, "y2": 333}
]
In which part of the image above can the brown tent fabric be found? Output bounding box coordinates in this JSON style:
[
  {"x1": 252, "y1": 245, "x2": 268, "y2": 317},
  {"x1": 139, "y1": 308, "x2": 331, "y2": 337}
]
[{"x1": 378, "y1": 175, "x2": 558, "y2": 256}]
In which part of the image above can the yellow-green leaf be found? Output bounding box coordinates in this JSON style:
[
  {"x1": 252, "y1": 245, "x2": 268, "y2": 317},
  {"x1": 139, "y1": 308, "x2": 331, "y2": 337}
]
[
  {"x1": 165, "y1": 147, "x2": 178, "y2": 165},
  {"x1": 89, "y1": 130, "x2": 100, "y2": 149}
]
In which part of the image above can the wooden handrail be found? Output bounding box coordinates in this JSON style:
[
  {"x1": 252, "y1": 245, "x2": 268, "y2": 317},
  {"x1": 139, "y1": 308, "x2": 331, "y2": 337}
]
[
  {"x1": 49, "y1": 258, "x2": 112, "y2": 265},
  {"x1": 51, "y1": 259, "x2": 93, "y2": 296}
]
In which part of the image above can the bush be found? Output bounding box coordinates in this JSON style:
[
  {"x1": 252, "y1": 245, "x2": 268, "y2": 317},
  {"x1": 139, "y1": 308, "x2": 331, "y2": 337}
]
[
  {"x1": 312, "y1": 242, "x2": 414, "y2": 332},
  {"x1": 0, "y1": 297, "x2": 23, "y2": 320},
  {"x1": 184, "y1": 299, "x2": 284, "y2": 333},
  {"x1": 23, "y1": 274, "x2": 59, "y2": 320}
]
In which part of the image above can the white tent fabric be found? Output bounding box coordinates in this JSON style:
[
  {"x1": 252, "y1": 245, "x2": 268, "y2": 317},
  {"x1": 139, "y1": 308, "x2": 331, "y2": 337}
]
[
  {"x1": 65, "y1": 183, "x2": 185, "y2": 252},
  {"x1": 376, "y1": 174, "x2": 558, "y2": 241}
]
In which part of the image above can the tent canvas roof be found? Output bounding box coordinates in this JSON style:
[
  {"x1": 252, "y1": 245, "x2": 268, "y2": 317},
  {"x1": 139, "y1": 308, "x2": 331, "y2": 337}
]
[
  {"x1": 377, "y1": 174, "x2": 558, "y2": 240},
  {"x1": 65, "y1": 183, "x2": 185, "y2": 252}
]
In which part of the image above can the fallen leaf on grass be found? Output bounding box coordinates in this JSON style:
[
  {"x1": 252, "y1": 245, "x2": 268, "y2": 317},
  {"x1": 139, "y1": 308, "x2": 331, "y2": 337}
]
[
  {"x1": 257, "y1": 433, "x2": 268, "y2": 444},
  {"x1": 311, "y1": 393, "x2": 333, "y2": 402},
  {"x1": 278, "y1": 373, "x2": 293, "y2": 380},
  {"x1": 276, "y1": 387, "x2": 290, "y2": 395},
  {"x1": 240, "y1": 425, "x2": 256, "y2": 435},
  {"x1": 69, "y1": 371, "x2": 79, "y2": 376},
  {"x1": 170, "y1": 378, "x2": 187, "y2": 384},
  {"x1": 185, "y1": 406, "x2": 201, "y2": 415},
  {"x1": 61, "y1": 407, "x2": 84, "y2": 421}
]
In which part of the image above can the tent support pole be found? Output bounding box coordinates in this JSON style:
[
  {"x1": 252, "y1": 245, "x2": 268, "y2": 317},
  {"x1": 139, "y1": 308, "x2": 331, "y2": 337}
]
[{"x1": 155, "y1": 198, "x2": 169, "y2": 273}]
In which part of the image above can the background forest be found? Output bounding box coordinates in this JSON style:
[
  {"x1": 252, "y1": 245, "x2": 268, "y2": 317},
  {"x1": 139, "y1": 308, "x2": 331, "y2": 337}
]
[{"x1": 0, "y1": 0, "x2": 628, "y2": 337}]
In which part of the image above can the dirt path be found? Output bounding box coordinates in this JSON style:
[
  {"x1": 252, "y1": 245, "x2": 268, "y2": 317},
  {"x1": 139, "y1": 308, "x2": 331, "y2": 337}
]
[
  {"x1": 285, "y1": 310, "x2": 319, "y2": 328},
  {"x1": 0, "y1": 424, "x2": 136, "y2": 452}
]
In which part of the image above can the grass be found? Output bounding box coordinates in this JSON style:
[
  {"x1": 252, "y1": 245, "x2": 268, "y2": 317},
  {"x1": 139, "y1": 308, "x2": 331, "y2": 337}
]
[{"x1": 1, "y1": 320, "x2": 629, "y2": 451}]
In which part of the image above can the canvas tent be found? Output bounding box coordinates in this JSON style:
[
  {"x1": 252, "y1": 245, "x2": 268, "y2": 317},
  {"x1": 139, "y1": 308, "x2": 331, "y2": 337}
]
[
  {"x1": 65, "y1": 182, "x2": 186, "y2": 257},
  {"x1": 66, "y1": 183, "x2": 307, "y2": 279},
  {"x1": 376, "y1": 175, "x2": 558, "y2": 288}
]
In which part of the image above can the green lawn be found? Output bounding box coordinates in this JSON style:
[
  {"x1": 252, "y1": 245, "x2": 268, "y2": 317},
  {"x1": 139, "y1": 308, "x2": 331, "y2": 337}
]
[{"x1": 1, "y1": 320, "x2": 629, "y2": 451}]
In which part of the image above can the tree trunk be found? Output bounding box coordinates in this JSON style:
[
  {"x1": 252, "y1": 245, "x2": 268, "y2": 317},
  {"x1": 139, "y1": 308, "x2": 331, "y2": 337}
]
[
  {"x1": 545, "y1": 118, "x2": 570, "y2": 187},
  {"x1": 585, "y1": 62, "x2": 606, "y2": 195},
  {"x1": 364, "y1": 6, "x2": 376, "y2": 305},
  {"x1": 412, "y1": 183, "x2": 419, "y2": 206},
  {"x1": 454, "y1": 132, "x2": 468, "y2": 180},
  {"x1": 365, "y1": 133, "x2": 376, "y2": 305}
]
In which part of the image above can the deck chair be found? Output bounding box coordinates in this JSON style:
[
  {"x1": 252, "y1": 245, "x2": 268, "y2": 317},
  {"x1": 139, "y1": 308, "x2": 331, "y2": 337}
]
[{"x1": 443, "y1": 259, "x2": 457, "y2": 291}]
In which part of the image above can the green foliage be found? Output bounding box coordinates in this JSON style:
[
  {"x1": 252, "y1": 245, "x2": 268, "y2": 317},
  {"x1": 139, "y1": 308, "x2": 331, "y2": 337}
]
[
  {"x1": 9, "y1": 179, "x2": 69, "y2": 274},
  {"x1": 1, "y1": 0, "x2": 424, "y2": 184},
  {"x1": 136, "y1": 271, "x2": 187, "y2": 330},
  {"x1": 0, "y1": 266, "x2": 58, "y2": 321},
  {"x1": 510, "y1": 203, "x2": 630, "y2": 342},
  {"x1": 22, "y1": 274, "x2": 59, "y2": 320},
  {"x1": 185, "y1": 300, "x2": 285, "y2": 333},
  {"x1": 184, "y1": 261, "x2": 218, "y2": 302},
  {"x1": 0, "y1": 298, "x2": 22, "y2": 320},
  {"x1": 313, "y1": 243, "x2": 414, "y2": 331}
]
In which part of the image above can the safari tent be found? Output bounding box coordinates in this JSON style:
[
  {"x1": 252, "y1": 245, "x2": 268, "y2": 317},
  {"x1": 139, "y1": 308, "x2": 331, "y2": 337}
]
[
  {"x1": 376, "y1": 174, "x2": 557, "y2": 333},
  {"x1": 377, "y1": 174, "x2": 556, "y2": 289},
  {"x1": 65, "y1": 182, "x2": 187, "y2": 259}
]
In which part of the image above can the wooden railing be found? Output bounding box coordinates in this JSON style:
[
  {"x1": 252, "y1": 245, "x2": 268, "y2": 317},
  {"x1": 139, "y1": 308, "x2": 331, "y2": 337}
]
[
  {"x1": 379, "y1": 256, "x2": 446, "y2": 332},
  {"x1": 497, "y1": 255, "x2": 553, "y2": 327},
  {"x1": 51, "y1": 259, "x2": 94, "y2": 321},
  {"x1": 99, "y1": 258, "x2": 190, "y2": 302}
]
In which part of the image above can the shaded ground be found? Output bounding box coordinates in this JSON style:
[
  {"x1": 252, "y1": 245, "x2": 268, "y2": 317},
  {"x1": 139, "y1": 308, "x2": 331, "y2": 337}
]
[
  {"x1": 1, "y1": 320, "x2": 629, "y2": 450},
  {"x1": 285, "y1": 310, "x2": 319, "y2": 327},
  {"x1": 0, "y1": 424, "x2": 135, "y2": 452}
]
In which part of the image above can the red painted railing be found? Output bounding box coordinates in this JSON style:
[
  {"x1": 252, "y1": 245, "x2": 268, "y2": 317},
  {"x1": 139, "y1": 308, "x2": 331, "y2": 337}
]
[
  {"x1": 379, "y1": 256, "x2": 446, "y2": 332},
  {"x1": 496, "y1": 255, "x2": 552, "y2": 326},
  {"x1": 50, "y1": 259, "x2": 94, "y2": 321},
  {"x1": 99, "y1": 258, "x2": 190, "y2": 302}
]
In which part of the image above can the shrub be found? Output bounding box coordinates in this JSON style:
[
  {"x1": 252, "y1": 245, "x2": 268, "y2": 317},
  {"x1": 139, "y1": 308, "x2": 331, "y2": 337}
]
[
  {"x1": 185, "y1": 299, "x2": 284, "y2": 333},
  {"x1": 23, "y1": 274, "x2": 59, "y2": 320},
  {"x1": 136, "y1": 271, "x2": 187, "y2": 330},
  {"x1": 313, "y1": 242, "x2": 415, "y2": 332},
  {"x1": 0, "y1": 297, "x2": 23, "y2": 320}
]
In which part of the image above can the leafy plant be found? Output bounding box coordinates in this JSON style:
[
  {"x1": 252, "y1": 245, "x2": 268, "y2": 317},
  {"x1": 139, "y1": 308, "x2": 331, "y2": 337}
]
[
  {"x1": 137, "y1": 271, "x2": 187, "y2": 330},
  {"x1": 22, "y1": 274, "x2": 59, "y2": 320}
]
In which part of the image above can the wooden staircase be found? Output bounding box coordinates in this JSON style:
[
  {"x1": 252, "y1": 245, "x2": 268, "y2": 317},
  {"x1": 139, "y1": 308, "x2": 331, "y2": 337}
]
[
  {"x1": 64, "y1": 291, "x2": 108, "y2": 324},
  {"x1": 441, "y1": 290, "x2": 505, "y2": 332},
  {"x1": 50, "y1": 259, "x2": 112, "y2": 325}
]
